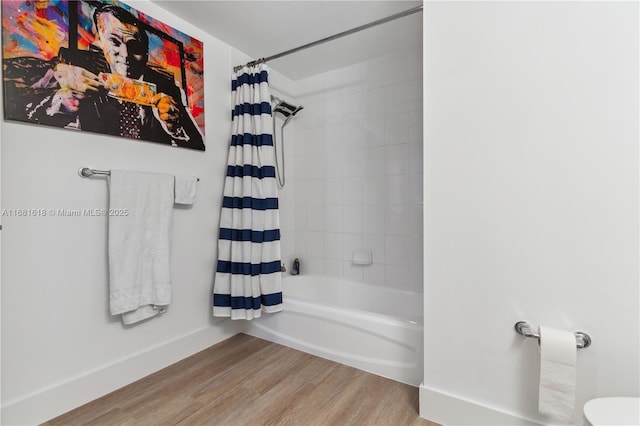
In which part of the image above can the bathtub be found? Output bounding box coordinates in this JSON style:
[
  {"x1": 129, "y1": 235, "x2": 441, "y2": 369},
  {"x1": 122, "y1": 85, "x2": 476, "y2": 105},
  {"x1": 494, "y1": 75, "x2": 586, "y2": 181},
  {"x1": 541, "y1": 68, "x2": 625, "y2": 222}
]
[{"x1": 246, "y1": 275, "x2": 423, "y2": 386}]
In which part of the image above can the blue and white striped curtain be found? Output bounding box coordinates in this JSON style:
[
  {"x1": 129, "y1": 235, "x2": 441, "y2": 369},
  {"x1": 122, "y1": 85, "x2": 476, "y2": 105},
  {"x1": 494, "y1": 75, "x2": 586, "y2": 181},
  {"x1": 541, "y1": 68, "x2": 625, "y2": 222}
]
[{"x1": 213, "y1": 64, "x2": 283, "y2": 320}]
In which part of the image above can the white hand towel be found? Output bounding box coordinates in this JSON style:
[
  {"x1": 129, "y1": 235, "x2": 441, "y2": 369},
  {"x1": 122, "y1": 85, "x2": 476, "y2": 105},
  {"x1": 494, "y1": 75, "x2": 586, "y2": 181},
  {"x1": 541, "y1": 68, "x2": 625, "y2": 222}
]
[
  {"x1": 174, "y1": 175, "x2": 198, "y2": 205},
  {"x1": 538, "y1": 325, "x2": 577, "y2": 424},
  {"x1": 108, "y1": 170, "x2": 175, "y2": 324}
]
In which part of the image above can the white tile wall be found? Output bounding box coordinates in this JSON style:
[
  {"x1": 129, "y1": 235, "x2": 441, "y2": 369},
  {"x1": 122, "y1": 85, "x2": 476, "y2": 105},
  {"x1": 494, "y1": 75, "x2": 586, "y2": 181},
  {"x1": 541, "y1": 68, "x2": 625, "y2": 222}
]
[{"x1": 278, "y1": 47, "x2": 423, "y2": 292}]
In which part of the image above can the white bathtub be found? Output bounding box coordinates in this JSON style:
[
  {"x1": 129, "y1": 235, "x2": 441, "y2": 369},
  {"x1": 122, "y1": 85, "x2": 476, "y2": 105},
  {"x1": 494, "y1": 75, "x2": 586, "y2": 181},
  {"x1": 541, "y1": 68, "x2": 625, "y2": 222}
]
[{"x1": 246, "y1": 275, "x2": 424, "y2": 386}]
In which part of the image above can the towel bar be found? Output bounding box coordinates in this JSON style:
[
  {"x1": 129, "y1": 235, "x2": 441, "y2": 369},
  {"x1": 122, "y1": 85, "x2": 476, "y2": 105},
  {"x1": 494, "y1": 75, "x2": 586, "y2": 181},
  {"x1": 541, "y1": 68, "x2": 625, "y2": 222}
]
[
  {"x1": 515, "y1": 321, "x2": 591, "y2": 349},
  {"x1": 79, "y1": 167, "x2": 199, "y2": 181},
  {"x1": 79, "y1": 167, "x2": 110, "y2": 178}
]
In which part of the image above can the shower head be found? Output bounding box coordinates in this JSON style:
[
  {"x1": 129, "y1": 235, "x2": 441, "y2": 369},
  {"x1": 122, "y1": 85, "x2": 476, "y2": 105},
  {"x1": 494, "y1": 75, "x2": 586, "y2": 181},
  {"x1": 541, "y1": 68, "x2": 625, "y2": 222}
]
[
  {"x1": 271, "y1": 95, "x2": 303, "y2": 119},
  {"x1": 270, "y1": 95, "x2": 302, "y2": 189},
  {"x1": 276, "y1": 102, "x2": 304, "y2": 118}
]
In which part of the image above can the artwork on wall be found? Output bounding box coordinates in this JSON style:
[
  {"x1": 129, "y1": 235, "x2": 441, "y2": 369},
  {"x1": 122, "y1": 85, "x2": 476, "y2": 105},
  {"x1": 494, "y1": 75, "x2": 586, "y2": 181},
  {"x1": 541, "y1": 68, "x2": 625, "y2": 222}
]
[{"x1": 2, "y1": 0, "x2": 205, "y2": 150}]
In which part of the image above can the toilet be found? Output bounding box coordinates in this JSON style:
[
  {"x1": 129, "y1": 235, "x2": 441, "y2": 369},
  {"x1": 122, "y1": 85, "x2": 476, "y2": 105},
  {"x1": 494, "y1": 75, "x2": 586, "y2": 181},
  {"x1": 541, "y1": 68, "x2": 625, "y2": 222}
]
[{"x1": 583, "y1": 397, "x2": 640, "y2": 425}]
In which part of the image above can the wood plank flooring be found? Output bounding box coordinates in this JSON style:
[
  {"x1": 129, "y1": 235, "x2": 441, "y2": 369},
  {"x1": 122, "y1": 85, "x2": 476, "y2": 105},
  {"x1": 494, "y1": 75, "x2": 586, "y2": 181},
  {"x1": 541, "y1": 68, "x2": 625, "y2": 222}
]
[{"x1": 43, "y1": 333, "x2": 438, "y2": 426}]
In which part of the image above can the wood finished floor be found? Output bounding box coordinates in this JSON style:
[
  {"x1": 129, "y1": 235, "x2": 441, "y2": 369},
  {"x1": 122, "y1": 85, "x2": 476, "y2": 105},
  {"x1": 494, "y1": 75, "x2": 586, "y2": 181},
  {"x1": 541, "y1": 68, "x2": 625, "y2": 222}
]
[{"x1": 43, "y1": 333, "x2": 438, "y2": 426}]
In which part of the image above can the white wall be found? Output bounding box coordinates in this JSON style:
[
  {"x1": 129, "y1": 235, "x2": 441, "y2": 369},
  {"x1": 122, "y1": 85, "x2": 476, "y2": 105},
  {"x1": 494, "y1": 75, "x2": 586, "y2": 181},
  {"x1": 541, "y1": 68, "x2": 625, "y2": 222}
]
[
  {"x1": 422, "y1": 2, "x2": 639, "y2": 425},
  {"x1": 0, "y1": 2, "x2": 299, "y2": 424},
  {"x1": 289, "y1": 47, "x2": 423, "y2": 291}
]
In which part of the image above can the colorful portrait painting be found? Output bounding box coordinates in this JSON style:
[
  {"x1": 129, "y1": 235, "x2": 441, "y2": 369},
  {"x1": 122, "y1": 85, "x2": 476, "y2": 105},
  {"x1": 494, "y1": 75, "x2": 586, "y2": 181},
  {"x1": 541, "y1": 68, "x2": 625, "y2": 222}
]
[{"x1": 2, "y1": 0, "x2": 205, "y2": 150}]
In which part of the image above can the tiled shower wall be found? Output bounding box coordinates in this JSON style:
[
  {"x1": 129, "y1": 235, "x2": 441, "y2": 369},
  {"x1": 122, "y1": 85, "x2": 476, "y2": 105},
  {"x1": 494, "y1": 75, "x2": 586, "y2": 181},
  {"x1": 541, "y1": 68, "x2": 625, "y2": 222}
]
[{"x1": 280, "y1": 47, "x2": 423, "y2": 292}]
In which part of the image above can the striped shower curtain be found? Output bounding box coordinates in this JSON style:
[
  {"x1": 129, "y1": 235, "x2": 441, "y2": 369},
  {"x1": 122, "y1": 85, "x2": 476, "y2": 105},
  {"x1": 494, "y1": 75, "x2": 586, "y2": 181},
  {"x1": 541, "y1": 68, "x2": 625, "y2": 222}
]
[{"x1": 213, "y1": 64, "x2": 283, "y2": 320}]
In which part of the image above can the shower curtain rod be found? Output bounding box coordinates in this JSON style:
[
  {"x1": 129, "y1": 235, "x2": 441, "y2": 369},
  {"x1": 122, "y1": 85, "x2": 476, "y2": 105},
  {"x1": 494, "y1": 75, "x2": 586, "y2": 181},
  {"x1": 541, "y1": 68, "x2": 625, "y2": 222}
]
[{"x1": 233, "y1": 4, "x2": 423, "y2": 72}]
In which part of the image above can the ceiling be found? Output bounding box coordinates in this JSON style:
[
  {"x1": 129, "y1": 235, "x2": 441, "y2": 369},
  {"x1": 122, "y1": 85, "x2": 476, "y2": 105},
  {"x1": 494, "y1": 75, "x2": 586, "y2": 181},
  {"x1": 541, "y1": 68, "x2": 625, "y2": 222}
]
[{"x1": 149, "y1": 1, "x2": 423, "y2": 80}]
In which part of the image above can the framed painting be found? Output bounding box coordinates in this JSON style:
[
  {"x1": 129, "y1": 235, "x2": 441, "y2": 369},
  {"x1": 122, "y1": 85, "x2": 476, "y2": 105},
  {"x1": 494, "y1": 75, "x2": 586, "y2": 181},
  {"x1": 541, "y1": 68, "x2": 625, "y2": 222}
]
[{"x1": 2, "y1": 0, "x2": 205, "y2": 150}]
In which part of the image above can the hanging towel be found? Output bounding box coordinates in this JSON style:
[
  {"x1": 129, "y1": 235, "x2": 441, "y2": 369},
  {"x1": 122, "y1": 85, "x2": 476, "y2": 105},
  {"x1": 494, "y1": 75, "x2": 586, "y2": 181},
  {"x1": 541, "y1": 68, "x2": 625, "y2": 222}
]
[
  {"x1": 174, "y1": 175, "x2": 198, "y2": 205},
  {"x1": 108, "y1": 170, "x2": 175, "y2": 325},
  {"x1": 212, "y1": 63, "x2": 283, "y2": 320}
]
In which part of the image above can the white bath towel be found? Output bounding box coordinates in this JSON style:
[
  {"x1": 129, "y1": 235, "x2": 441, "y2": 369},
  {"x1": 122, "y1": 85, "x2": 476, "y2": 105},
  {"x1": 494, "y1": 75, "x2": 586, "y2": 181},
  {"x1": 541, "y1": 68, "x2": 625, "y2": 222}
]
[
  {"x1": 174, "y1": 175, "x2": 198, "y2": 205},
  {"x1": 108, "y1": 170, "x2": 175, "y2": 324}
]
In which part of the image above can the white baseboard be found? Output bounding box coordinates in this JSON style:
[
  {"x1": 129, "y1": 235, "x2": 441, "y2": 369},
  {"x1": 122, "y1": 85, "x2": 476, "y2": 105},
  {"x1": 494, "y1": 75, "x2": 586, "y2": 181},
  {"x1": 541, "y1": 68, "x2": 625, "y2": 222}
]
[
  {"x1": 1, "y1": 321, "x2": 243, "y2": 426},
  {"x1": 419, "y1": 384, "x2": 543, "y2": 426}
]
